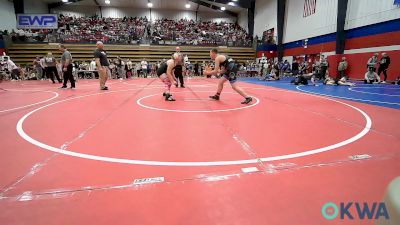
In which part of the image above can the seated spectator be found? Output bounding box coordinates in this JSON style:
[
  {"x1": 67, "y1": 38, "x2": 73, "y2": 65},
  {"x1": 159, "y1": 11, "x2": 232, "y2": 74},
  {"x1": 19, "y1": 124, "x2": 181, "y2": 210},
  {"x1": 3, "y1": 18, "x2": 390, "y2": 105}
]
[
  {"x1": 391, "y1": 76, "x2": 400, "y2": 85},
  {"x1": 337, "y1": 77, "x2": 356, "y2": 86},
  {"x1": 260, "y1": 66, "x2": 280, "y2": 81},
  {"x1": 291, "y1": 72, "x2": 317, "y2": 86},
  {"x1": 14, "y1": 16, "x2": 251, "y2": 46},
  {"x1": 364, "y1": 68, "x2": 380, "y2": 84}
]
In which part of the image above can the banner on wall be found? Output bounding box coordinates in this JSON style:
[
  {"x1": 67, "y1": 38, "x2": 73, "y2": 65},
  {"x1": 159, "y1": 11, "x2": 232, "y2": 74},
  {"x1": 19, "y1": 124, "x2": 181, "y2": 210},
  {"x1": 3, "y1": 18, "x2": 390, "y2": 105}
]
[
  {"x1": 16, "y1": 14, "x2": 58, "y2": 29},
  {"x1": 395, "y1": 0, "x2": 400, "y2": 6}
]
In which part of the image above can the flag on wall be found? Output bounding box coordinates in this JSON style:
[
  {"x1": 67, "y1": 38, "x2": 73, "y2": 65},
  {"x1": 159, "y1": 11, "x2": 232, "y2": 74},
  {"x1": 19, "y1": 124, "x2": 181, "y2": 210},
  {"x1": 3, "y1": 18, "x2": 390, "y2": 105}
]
[
  {"x1": 303, "y1": 0, "x2": 317, "y2": 17},
  {"x1": 394, "y1": 0, "x2": 400, "y2": 6}
]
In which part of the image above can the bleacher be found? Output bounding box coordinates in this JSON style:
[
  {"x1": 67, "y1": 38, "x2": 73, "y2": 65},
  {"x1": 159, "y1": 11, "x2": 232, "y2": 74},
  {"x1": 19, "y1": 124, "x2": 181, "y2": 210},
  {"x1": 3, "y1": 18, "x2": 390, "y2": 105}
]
[{"x1": 7, "y1": 43, "x2": 256, "y2": 65}]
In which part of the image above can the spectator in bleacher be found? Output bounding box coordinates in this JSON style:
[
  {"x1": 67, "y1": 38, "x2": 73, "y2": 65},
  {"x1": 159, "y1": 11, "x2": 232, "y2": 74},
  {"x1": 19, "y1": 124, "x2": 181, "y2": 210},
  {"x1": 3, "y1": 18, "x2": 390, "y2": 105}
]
[
  {"x1": 94, "y1": 41, "x2": 110, "y2": 90},
  {"x1": 377, "y1": 52, "x2": 391, "y2": 83},
  {"x1": 59, "y1": 44, "x2": 75, "y2": 89},
  {"x1": 367, "y1": 53, "x2": 379, "y2": 72},
  {"x1": 44, "y1": 52, "x2": 62, "y2": 84}
]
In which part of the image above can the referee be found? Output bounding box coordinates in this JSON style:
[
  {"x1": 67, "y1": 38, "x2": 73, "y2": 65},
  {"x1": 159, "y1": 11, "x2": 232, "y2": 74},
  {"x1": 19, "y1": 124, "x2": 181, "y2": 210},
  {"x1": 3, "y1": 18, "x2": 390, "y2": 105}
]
[
  {"x1": 59, "y1": 44, "x2": 75, "y2": 89},
  {"x1": 94, "y1": 41, "x2": 110, "y2": 90}
]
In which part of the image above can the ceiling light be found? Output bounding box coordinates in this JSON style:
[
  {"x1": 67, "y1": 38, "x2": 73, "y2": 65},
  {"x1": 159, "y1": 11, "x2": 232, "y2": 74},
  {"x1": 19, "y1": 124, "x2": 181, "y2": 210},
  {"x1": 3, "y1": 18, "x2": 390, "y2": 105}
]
[
  {"x1": 228, "y1": 2, "x2": 235, "y2": 6},
  {"x1": 147, "y1": 2, "x2": 153, "y2": 7},
  {"x1": 221, "y1": 6, "x2": 226, "y2": 11},
  {"x1": 62, "y1": 0, "x2": 68, "y2": 2},
  {"x1": 232, "y1": 0, "x2": 238, "y2": 1},
  {"x1": 185, "y1": 3, "x2": 191, "y2": 8},
  {"x1": 105, "y1": 0, "x2": 110, "y2": 4}
]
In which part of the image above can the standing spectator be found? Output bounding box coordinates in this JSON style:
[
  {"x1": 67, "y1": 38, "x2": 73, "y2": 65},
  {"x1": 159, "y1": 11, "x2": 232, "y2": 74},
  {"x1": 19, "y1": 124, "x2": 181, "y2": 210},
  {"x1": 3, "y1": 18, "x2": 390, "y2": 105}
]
[
  {"x1": 291, "y1": 60, "x2": 299, "y2": 76},
  {"x1": 320, "y1": 55, "x2": 329, "y2": 80},
  {"x1": 116, "y1": 56, "x2": 125, "y2": 79},
  {"x1": 147, "y1": 63, "x2": 152, "y2": 77},
  {"x1": 44, "y1": 52, "x2": 62, "y2": 83},
  {"x1": 39, "y1": 56, "x2": 46, "y2": 79},
  {"x1": 126, "y1": 59, "x2": 133, "y2": 78},
  {"x1": 274, "y1": 61, "x2": 281, "y2": 78},
  {"x1": 59, "y1": 44, "x2": 75, "y2": 89},
  {"x1": 32, "y1": 57, "x2": 43, "y2": 80},
  {"x1": 135, "y1": 62, "x2": 141, "y2": 77},
  {"x1": 367, "y1": 53, "x2": 379, "y2": 72},
  {"x1": 94, "y1": 41, "x2": 110, "y2": 90},
  {"x1": 174, "y1": 47, "x2": 185, "y2": 87},
  {"x1": 141, "y1": 58, "x2": 148, "y2": 78},
  {"x1": 194, "y1": 62, "x2": 199, "y2": 76},
  {"x1": 89, "y1": 58, "x2": 97, "y2": 71},
  {"x1": 337, "y1": 57, "x2": 348, "y2": 80},
  {"x1": 89, "y1": 58, "x2": 98, "y2": 79},
  {"x1": 377, "y1": 53, "x2": 391, "y2": 83},
  {"x1": 313, "y1": 59, "x2": 321, "y2": 80}
]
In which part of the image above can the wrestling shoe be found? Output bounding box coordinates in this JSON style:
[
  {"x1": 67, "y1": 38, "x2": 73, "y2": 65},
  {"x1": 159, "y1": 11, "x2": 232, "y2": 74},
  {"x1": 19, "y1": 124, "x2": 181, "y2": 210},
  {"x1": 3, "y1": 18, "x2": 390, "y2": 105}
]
[
  {"x1": 209, "y1": 95, "x2": 220, "y2": 100},
  {"x1": 165, "y1": 93, "x2": 176, "y2": 101},
  {"x1": 241, "y1": 97, "x2": 253, "y2": 104}
]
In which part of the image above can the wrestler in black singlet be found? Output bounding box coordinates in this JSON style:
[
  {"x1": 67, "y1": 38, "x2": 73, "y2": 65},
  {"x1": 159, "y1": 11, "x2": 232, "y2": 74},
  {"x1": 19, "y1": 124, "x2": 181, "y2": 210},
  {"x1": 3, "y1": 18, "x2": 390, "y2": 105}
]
[{"x1": 220, "y1": 55, "x2": 238, "y2": 83}]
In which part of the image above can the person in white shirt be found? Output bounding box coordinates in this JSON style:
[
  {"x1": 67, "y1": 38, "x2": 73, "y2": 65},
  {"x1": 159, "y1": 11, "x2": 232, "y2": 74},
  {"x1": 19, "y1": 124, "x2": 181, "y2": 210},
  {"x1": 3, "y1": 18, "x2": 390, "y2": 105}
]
[
  {"x1": 89, "y1": 58, "x2": 98, "y2": 79},
  {"x1": 141, "y1": 59, "x2": 148, "y2": 78},
  {"x1": 89, "y1": 58, "x2": 97, "y2": 71},
  {"x1": 6, "y1": 59, "x2": 20, "y2": 80},
  {"x1": 364, "y1": 68, "x2": 380, "y2": 84}
]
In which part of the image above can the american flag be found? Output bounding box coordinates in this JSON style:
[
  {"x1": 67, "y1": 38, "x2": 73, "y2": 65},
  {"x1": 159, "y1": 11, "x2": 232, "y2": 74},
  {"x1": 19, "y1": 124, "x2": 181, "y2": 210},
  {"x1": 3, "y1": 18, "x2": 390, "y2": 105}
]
[{"x1": 303, "y1": 0, "x2": 317, "y2": 17}]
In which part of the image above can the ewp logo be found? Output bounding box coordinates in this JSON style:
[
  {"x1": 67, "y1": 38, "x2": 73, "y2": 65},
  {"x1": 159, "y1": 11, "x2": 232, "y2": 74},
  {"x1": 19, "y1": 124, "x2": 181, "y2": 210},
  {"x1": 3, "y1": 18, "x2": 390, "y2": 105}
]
[
  {"x1": 322, "y1": 202, "x2": 390, "y2": 220},
  {"x1": 17, "y1": 14, "x2": 58, "y2": 29}
]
